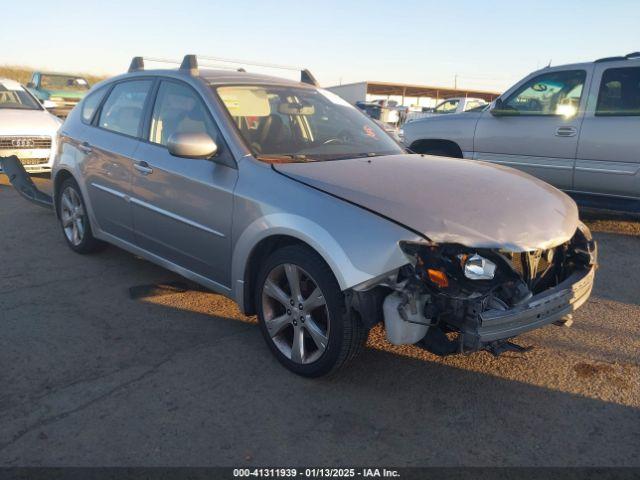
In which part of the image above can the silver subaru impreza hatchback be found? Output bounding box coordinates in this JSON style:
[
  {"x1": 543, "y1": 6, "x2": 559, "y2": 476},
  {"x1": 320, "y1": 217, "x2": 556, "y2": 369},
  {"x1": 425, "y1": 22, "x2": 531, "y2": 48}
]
[{"x1": 8, "y1": 55, "x2": 597, "y2": 376}]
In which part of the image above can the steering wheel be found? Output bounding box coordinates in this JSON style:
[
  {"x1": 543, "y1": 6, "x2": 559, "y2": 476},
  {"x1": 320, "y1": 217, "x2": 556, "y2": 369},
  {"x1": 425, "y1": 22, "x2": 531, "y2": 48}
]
[{"x1": 323, "y1": 129, "x2": 352, "y2": 145}]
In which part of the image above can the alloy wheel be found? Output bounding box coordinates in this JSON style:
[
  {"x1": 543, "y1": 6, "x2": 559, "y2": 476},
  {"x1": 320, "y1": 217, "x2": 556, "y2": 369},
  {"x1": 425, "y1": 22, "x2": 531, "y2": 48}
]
[
  {"x1": 261, "y1": 263, "x2": 330, "y2": 364},
  {"x1": 60, "y1": 187, "x2": 85, "y2": 246}
]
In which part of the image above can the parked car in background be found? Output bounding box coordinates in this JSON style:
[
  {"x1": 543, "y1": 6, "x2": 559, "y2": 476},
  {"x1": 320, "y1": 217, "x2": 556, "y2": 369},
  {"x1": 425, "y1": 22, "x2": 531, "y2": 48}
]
[
  {"x1": 2, "y1": 55, "x2": 596, "y2": 377},
  {"x1": 27, "y1": 72, "x2": 90, "y2": 117},
  {"x1": 405, "y1": 97, "x2": 488, "y2": 123},
  {"x1": 402, "y1": 53, "x2": 640, "y2": 214},
  {"x1": 0, "y1": 78, "x2": 62, "y2": 173}
]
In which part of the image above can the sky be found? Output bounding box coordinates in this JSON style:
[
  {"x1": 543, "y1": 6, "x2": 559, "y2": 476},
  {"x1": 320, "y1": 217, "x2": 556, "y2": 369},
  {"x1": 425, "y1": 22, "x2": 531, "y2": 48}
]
[{"x1": 3, "y1": 0, "x2": 639, "y2": 92}]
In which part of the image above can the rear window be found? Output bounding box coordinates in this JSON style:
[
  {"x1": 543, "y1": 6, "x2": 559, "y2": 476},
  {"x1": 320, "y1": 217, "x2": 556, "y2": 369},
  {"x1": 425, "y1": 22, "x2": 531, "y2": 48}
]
[
  {"x1": 596, "y1": 67, "x2": 640, "y2": 116},
  {"x1": 98, "y1": 80, "x2": 152, "y2": 137}
]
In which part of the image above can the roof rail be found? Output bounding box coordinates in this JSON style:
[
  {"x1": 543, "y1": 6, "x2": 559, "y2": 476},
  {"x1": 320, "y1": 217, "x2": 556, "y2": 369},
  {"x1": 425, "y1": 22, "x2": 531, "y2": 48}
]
[
  {"x1": 126, "y1": 54, "x2": 320, "y2": 85},
  {"x1": 595, "y1": 51, "x2": 640, "y2": 63},
  {"x1": 196, "y1": 55, "x2": 319, "y2": 86}
]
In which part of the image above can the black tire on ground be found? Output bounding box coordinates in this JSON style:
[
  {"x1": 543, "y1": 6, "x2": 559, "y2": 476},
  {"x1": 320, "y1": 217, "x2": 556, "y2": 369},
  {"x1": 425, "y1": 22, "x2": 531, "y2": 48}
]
[
  {"x1": 57, "y1": 177, "x2": 106, "y2": 254},
  {"x1": 255, "y1": 244, "x2": 368, "y2": 377}
]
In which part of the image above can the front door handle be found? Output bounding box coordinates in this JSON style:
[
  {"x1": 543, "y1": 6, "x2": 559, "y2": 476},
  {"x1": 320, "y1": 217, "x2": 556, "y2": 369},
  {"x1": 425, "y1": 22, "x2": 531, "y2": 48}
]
[
  {"x1": 555, "y1": 126, "x2": 577, "y2": 137},
  {"x1": 133, "y1": 161, "x2": 153, "y2": 175},
  {"x1": 78, "y1": 141, "x2": 92, "y2": 153}
]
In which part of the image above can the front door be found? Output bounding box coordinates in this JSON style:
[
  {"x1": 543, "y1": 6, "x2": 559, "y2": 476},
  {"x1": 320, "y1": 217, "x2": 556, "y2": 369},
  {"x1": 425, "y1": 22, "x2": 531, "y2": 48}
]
[
  {"x1": 473, "y1": 68, "x2": 590, "y2": 190},
  {"x1": 131, "y1": 79, "x2": 238, "y2": 287},
  {"x1": 574, "y1": 64, "x2": 640, "y2": 199}
]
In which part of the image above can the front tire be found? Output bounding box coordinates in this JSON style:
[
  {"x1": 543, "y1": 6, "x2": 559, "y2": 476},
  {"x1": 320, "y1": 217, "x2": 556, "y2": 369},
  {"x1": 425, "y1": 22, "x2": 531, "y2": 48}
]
[
  {"x1": 255, "y1": 245, "x2": 367, "y2": 377},
  {"x1": 57, "y1": 177, "x2": 105, "y2": 254}
]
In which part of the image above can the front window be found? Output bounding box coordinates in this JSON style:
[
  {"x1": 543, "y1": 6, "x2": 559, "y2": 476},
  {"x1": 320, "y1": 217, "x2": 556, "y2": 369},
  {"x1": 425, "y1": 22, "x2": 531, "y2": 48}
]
[
  {"x1": 40, "y1": 74, "x2": 90, "y2": 92},
  {"x1": 503, "y1": 70, "x2": 586, "y2": 116},
  {"x1": 215, "y1": 85, "x2": 403, "y2": 162},
  {"x1": 0, "y1": 80, "x2": 41, "y2": 110}
]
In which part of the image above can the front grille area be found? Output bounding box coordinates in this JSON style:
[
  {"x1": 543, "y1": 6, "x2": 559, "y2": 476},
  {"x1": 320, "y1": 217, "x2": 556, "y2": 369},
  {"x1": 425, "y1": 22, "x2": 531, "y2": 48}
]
[
  {"x1": 0, "y1": 136, "x2": 52, "y2": 149},
  {"x1": 504, "y1": 248, "x2": 556, "y2": 287}
]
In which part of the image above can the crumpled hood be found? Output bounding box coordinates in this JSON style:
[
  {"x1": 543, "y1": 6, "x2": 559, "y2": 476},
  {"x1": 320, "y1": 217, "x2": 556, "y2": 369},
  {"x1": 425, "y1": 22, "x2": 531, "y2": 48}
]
[{"x1": 274, "y1": 154, "x2": 580, "y2": 252}]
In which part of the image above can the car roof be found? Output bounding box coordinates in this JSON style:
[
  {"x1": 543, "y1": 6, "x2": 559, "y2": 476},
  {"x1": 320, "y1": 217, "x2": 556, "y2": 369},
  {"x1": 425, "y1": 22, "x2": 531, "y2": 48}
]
[{"x1": 532, "y1": 55, "x2": 640, "y2": 75}]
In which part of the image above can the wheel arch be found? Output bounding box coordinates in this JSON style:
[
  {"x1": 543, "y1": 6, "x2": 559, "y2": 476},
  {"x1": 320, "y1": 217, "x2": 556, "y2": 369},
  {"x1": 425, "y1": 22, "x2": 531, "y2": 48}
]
[
  {"x1": 52, "y1": 168, "x2": 76, "y2": 218},
  {"x1": 232, "y1": 214, "x2": 374, "y2": 316}
]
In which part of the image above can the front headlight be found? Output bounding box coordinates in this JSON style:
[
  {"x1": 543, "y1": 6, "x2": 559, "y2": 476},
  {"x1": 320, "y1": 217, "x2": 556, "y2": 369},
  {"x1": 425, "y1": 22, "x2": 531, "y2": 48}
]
[{"x1": 459, "y1": 253, "x2": 496, "y2": 280}]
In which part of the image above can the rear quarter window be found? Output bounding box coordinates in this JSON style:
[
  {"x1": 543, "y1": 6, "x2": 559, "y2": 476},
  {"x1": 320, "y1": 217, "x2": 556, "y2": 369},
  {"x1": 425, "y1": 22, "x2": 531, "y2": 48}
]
[{"x1": 81, "y1": 86, "x2": 108, "y2": 124}]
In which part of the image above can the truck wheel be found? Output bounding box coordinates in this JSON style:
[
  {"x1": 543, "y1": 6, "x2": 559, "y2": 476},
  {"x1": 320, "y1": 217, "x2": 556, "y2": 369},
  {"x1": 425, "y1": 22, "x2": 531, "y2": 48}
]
[
  {"x1": 255, "y1": 244, "x2": 368, "y2": 377},
  {"x1": 58, "y1": 177, "x2": 106, "y2": 254}
]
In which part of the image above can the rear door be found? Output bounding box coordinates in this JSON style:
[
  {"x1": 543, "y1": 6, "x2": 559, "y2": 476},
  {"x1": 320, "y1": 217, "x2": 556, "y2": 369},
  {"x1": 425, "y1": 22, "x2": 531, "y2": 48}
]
[
  {"x1": 574, "y1": 63, "x2": 640, "y2": 199},
  {"x1": 83, "y1": 79, "x2": 154, "y2": 243},
  {"x1": 131, "y1": 79, "x2": 238, "y2": 286},
  {"x1": 473, "y1": 68, "x2": 590, "y2": 190}
]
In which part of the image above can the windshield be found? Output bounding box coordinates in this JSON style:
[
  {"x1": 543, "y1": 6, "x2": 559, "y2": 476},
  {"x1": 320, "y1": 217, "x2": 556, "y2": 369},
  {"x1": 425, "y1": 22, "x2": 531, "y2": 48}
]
[
  {"x1": 215, "y1": 85, "x2": 403, "y2": 162},
  {"x1": 0, "y1": 80, "x2": 42, "y2": 110},
  {"x1": 40, "y1": 74, "x2": 89, "y2": 91},
  {"x1": 434, "y1": 99, "x2": 459, "y2": 113}
]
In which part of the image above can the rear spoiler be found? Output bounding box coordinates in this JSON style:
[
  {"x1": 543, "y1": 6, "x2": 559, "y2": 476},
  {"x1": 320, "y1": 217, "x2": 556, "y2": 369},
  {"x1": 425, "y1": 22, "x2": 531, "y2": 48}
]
[{"x1": 0, "y1": 156, "x2": 53, "y2": 209}]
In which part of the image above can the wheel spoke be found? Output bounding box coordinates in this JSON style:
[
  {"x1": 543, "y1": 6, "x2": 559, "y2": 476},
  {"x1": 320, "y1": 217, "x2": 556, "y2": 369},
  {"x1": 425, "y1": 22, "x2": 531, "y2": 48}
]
[
  {"x1": 303, "y1": 287, "x2": 326, "y2": 312},
  {"x1": 75, "y1": 218, "x2": 84, "y2": 240},
  {"x1": 61, "y1": 194, "x2": 73, "y2": 212},
  {"x1": 305, "y1": 316, "x2": 328, "y2": 351},
  {"x1": 61, "y1": 215, "x2": 73, "y2": 227},
  {"x1": 284, "y1": 264, "x2": 302, "y2": 302},
  {"x1": 265, "y1": 314, "x2": 290, "y2": 337},
  {"x1": 291, "y1": 327, "x2": 305, "y2": 363},
  {"x1": 263, "y1": 278, "x2": 290, "y2": 307}
]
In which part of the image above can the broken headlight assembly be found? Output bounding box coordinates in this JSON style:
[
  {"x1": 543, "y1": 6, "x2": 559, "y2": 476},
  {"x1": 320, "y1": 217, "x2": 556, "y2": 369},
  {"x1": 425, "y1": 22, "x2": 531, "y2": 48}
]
[{"x1": 382, "y1": 229, "x2": 596, "y2": 355}]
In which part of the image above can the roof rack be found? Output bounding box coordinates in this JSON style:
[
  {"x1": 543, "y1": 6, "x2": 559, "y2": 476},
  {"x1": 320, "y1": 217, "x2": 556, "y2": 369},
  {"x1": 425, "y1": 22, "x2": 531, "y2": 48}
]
[
  {"x1": 127, "y1": 54, "x2": 320, "y2": 86},
  {"x1": 595, "y1": 51, "x2": 640, "y2": 63}
]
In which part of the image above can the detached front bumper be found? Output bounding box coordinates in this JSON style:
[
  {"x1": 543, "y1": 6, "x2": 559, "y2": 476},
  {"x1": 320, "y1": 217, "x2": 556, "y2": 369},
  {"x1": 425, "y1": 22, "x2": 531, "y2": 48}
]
[{"x1": 464, "y1": 264, "x2": 596, "y2": 349}]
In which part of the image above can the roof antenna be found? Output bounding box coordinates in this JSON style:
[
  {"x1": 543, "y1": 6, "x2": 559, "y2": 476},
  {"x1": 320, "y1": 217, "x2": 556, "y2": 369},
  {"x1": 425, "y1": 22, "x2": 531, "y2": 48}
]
[
  {"x1": 546, "y1": 58, "x2": 552, "y2": 68},
  {"x1": 180, "y1": 54, "x2": 198, "y2": 76},
  {"x1": 128, "y1": 56, "x2": 144, "y2": 73}
]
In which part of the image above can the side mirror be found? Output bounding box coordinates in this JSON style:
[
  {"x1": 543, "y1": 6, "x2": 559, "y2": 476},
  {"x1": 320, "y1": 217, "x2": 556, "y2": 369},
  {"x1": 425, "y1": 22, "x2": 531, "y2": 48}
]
[
  {"x1": 26, "y1": 82, "x2": 35, "y2": 89},
  {"x1": 167, "y1": 132, "x2": 218, "y2": 159},
  {"x1": 42, "y1": 100, "x2": 56, "y2": 109}
]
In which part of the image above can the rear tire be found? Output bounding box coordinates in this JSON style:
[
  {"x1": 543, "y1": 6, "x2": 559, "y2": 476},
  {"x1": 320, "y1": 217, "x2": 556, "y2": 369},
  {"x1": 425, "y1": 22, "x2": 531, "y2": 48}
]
[
  {"x1": 57, "y1": 177, "x2": 106, "y2": 254},
  {"x1": 255, "y1": 244, "x2": 368, "y2": 377}
]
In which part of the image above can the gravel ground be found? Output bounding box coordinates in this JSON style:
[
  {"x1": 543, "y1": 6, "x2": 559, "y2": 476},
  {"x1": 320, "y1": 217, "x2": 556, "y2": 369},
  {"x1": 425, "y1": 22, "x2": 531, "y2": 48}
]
[{"x1": 0, "y1": 174, "x2": 638, "y2": 467}]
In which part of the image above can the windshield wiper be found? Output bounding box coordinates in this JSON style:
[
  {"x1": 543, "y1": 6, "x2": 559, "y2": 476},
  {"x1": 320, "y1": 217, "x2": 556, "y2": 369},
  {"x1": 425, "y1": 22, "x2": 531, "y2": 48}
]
[{"x1": 255, "y1": 154, "x2": 316, "y2": 164}]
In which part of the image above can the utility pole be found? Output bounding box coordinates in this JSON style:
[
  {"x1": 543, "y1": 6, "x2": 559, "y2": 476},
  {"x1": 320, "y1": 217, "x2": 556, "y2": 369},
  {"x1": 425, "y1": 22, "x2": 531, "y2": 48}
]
[{"x1": 454, "y1": 74, "x2": 458, "y2": 90}]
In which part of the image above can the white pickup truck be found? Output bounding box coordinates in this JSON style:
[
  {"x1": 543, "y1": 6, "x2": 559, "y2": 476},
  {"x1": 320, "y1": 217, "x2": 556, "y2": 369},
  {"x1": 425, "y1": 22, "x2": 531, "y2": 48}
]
[
  {"x1": 401, "y1": 53, "x2": 640, "y2": 214},
  {"x1": 405, "y1": 97, "x2": 488, "y2": 122}
]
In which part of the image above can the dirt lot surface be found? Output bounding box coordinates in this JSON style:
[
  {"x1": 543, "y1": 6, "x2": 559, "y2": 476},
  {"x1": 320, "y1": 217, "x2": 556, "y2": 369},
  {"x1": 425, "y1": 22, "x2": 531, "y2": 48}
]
[{"x1": 1, "y1": 175, "x2": 639, "y2": 466}]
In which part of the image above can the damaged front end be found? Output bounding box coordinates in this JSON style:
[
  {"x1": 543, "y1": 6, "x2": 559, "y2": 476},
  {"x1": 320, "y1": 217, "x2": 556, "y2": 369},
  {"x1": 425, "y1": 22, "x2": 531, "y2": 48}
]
[{"x1": 352, "y1": 224, "x2": 597, "y2": 356}]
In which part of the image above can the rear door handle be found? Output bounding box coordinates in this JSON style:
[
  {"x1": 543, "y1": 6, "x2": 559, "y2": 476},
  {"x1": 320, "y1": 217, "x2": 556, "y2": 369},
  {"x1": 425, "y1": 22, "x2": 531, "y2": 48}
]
[
  {"x1": 78, "y1": 141, "x2": 93, "y2": 153},
  {"x1": 133, "y1": 160, "x2": 153, "y2": 175},
  {"x1": 555, "y1": 126, "x2": 577, "y2": 137}
]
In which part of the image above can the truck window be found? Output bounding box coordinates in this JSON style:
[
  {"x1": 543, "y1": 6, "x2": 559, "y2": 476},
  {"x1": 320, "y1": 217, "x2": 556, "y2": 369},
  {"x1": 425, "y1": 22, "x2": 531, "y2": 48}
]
[
  {"x1": 503, "y1": 70, "x2": 586, "y2": 116},
  {"x1": 596, "y1": 67, "x2": 640, "y2": 116}
]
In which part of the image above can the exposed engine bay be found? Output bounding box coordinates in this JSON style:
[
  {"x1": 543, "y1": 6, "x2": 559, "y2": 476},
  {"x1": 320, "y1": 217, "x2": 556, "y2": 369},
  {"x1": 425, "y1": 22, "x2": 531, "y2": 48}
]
[{"x1": 350, "y1": 224, "x2": 597, "y2": 356}]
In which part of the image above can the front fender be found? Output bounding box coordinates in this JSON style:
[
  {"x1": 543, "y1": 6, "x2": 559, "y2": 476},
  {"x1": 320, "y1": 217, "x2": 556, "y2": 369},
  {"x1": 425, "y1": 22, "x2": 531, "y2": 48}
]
[{"x1": 231, "y1": 212, "x2": 421, "y2": 310}]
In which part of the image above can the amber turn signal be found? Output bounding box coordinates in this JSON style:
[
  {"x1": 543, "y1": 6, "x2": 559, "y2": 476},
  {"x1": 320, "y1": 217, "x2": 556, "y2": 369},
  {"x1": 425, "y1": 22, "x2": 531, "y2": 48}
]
[{"x1": 427, "y1": 268, "x2": 449, "y2": 288}]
